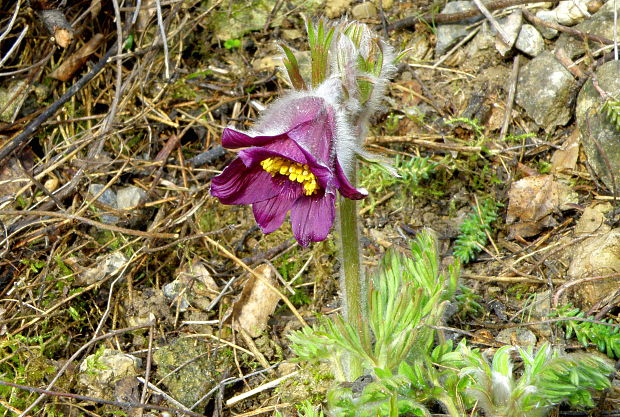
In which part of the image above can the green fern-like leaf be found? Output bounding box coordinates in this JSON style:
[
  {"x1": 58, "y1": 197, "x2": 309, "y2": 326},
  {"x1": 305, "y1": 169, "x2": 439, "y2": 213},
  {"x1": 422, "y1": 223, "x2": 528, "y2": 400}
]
[
  {"x1": 555, "y1": 305, "x2": 620, "y2": 359},
  {"x1": 602, "y1": 99, "x2": 620, "y2": 131},
  {"x1": 453, "y1": 198, "x2": 501, "y2": 264}
]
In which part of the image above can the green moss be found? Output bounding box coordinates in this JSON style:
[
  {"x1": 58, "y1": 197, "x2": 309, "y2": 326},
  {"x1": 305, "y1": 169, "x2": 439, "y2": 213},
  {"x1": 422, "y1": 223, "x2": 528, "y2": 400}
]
[
  {"x1": 153, "y1": 338, "x2": 233, "y2": 409},
  {"x1": 278, "y1": 362, "x2": 334, "y2": 406}
]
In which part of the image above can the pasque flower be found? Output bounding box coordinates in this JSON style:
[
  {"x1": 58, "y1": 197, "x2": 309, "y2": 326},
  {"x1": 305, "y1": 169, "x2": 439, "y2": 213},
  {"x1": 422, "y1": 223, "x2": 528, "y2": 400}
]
[
  {"x1": 211, "y1": 20, "x2": 395, "y2": 247},
  {"x1": 210, "y1": 89, "x2": 368, "y2": 247}
]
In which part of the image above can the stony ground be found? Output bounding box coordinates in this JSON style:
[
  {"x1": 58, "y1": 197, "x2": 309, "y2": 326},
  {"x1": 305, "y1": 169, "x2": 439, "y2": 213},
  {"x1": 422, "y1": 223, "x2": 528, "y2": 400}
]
[{"x1": 1, "y1": 0, "x2": 620, "y2": 416}]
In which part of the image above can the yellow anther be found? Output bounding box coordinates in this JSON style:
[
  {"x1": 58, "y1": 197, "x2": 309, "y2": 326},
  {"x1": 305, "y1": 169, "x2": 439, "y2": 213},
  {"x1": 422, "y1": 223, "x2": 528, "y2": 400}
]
[{"x1": 260, "y1": 156, "x2": 319, "y2": 195}]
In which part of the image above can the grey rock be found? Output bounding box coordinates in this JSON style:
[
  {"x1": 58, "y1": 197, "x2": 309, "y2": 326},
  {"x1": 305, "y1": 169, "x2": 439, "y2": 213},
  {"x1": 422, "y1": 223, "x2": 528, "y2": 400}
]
[
  {"x1": 88, "y1": 183, "x2": 118, "y2": 224},
  {"x1": 515, "y1": 24, "x2": 545, "y2": 56},
  {"x1": 496, "y1": 327, "x2": 537, "y2": 347},
  {"x1": 153, "y1": 338, "x2": 232, "y2": 409},
  {"x1": 163, "y1": 262, "x2": 219, "y2": 313},
  {"x1": 435, "y1": 1, "x2": 480, "y2": 56},
  {"x1": 555, "y1": 0, "x2": 590, "y2": 26},
  {"x1": 325, "y1": 0, "x2": 352, "y2": 18},
  {"x1": 117, "y1": 186, "x2": 147, "y2": 210},
  {"x1": 535, "y1": 10, "x2": 559, "y2": 39},
  {"x1": 555, "y1": 0, "x2": 620, "y2": 58},
  {"x1": 352, "y1": 2, "x2": 377, "y2": 19},
  {"x1": 566, "y1": 228, "x2": 620, "y2": 308},
  {"x1": 575, "y1": 60, "x2": 620, "y2": 192},
  {"x1": 78, "y1": 349, "x2": 141, "y2": 400},
  {"x1": 77, "y1": 252, "x2": 128, "y2": 286},
  {"x1": 515, "y1": 51, "x2": 577, "y2": 130},
  {"x1": 162, "y1": 280, "x2": 190, "y2": 312},
  {"x1": 493, "y1": 9, "x2": 523, "y2": 56}
]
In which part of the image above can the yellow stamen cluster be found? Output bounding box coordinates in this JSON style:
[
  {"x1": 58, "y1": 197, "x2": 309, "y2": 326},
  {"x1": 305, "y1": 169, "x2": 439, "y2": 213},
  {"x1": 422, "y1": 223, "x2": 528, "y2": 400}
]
[{"x1": 260, "y1": 156, "x2": 319, "y2": 195}]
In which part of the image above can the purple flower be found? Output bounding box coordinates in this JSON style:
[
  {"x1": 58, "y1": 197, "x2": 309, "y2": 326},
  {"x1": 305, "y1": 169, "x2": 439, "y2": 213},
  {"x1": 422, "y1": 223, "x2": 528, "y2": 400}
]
[{"x1": 210, "y1": 95, "x2": 367, "y2": 247}]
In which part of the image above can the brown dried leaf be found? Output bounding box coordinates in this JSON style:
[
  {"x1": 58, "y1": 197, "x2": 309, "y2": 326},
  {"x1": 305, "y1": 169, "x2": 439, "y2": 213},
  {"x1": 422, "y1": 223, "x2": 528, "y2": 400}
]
[
  {"x1": 49, "y1": 33, "x2": 104, "y2": 81},
  {"x1": 574, "y1": 203, "x2": 612, "y2": 235},
  {"x1": 137, "y1": 0, "x2": 157, "y2": 31},
  {"x1": 551, "y1": 129, "x2": 580, "y2": 173},
  {"x1": 232, "y1": 264, "x2": 280, "y2": 338},
  {"x1": 0, "y1": 158, "x2": 29, "y2": 197},
  {"x1": 506, "y1": 174, "x2": 577, "y2": 238},
  {"x1": 507, "y1": 175, "x2": 576, "y2": 224}
]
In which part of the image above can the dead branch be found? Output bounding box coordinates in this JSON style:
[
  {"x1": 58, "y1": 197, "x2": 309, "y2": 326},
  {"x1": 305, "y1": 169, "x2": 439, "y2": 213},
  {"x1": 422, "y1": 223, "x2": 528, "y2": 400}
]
[
  {"x1": 387, "y1": 0, "x2": 560, "y2": 32},
  {"x1": 0, "y1": 45, "x2": 117, "y2": 164},
  {"x1": 522, "y1": 7, "x2": 614, "y2": 45},
  {"x1": 30, "y1": 0, "x2": 75, "y2": 47},
  {"x1": 0, "y1": 379, "x2": 207, "y2": 417}
]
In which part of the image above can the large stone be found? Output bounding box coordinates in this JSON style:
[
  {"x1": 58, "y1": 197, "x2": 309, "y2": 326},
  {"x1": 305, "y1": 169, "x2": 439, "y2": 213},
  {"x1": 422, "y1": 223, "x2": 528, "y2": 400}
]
[
  {"x1": 88, "y1": 183, "x2": 118, "y2": 224},
  {"x1": 116, "y1": 186, "x2": 147, "y2": 210},
  {"x1": 352, "y1": 2, "x2": 377, "y2": 19},
  {"x1": 325, "y1": 0, "x2": 353, "y2": 18},
  {"x1": 515, "y1": 24, "x2": 545, "y2": 57},
  {"x1": 554, "y1": 0, "x2": 620, "y2": 58},
  {"x1": 566, "y1": 228, "x2": 620, "y2": 308},
  {"x1": 435, "y1": 1, "x2": 481, "y2": 56},
  {"x1": 78, "y1": 349, "x2": 141, "y2": 400},
  {"x1": 153, "y1": 338, "x2": 232, "y2": 410},
  {"x1": 493, "y1": 9, "x2": 523, "y2": 56},
  {"x1": 575, "y1": 60, "x2": 620, "y2": 192},
  {"x1": 515, "y1": 51, "x2": 576, "y2": 130}
]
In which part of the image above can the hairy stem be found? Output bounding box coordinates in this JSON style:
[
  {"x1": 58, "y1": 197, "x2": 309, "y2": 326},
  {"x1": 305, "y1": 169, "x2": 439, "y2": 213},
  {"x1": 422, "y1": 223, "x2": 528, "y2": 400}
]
[{"x1": 337, "y1": 166, "x2": 367, "y2": 380}]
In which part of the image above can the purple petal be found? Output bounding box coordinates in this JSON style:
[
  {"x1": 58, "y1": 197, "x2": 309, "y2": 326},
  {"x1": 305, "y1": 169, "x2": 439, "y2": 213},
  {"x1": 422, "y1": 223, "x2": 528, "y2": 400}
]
[
  {"x1": 290, "y1": 193, "x2": 336, "y2": 247},
  {"x1": 252, "y1": 183, "x2": 301, "y2": 234},
  {"x1": 222, "y1": 96, "x2": 332, "y2": 150},
  {"x1": 210, "y1": 158, "x2": 280, "y2": 205},
  {"x1": 286, "y1": 104, "x2": 335, "y2": 164},
  {"x1": 334, "y1": 160, "x2": 368, "y2": 200},
  {"x1": 221, "y1": 128, "x2": 287, "y2": 149},
  {"x1": 255, "y1": 96, "x2": 328, "y2": 136}
]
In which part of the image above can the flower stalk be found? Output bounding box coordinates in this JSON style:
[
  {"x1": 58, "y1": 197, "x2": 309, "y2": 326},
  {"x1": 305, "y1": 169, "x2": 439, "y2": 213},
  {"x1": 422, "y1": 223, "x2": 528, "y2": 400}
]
[{"x1": 337, "y1": 167, "x2": 366, "y2": 379}]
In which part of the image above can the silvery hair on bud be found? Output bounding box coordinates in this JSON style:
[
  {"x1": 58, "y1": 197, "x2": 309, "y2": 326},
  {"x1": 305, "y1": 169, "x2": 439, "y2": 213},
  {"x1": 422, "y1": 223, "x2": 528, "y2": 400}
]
[{"x1": 331, "y1": 22, "x2": 397, "y2": 130}]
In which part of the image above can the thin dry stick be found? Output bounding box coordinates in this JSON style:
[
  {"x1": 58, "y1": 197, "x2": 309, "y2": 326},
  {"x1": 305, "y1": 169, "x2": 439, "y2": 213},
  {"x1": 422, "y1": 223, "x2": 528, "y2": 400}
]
[
  {"x1": 136, "y1": 377, "x2": 192, "y2": 411},
  {"x1": 155, "y1": 0, "x2": 171, "y2": 79},
  {"x1": 522, "y1": 7, "x2": 614, "y2": 45},
  {"x1": 615, "y1": 0, "x2": 618, "y2": 60},
  {"x1": 502, "y1": 316, "x2": 620, "y2": 329},
  {"x1": 202, "y1": 235, "x2": 307, "y2": 327},
  {"x1": 106, "y1": 0, "x2": 125, "y2": 134},
  {"x1": 367, "y1": 136, "x2": 482, "y2": 153},
  {"x1": 0, "y1": 46, "x2": 117, "y2": 163},
  {"x1": 139, "y1": 323, "x2": 155, "y2": 407},
  {"x1": 225, "y1": 371, "x2": 299, "y2": 406},
  {"x1": 499, "y1": 54, "x2": 520, "y2": 141},
  {"x1": 18, "y1": 324, "x2": 153, "y2": 417},
  {"x1": 0, "y1": 0, "x2": 21, "y2": 43},
  {"x1": 0, "y1": 379, "x2": 205, "y2": 417},
  {"x1": 387, "y1": 0, "x2": 560, "y2": 31},
  {"x1": 471, "y1": 0, "x2": 511, "y2": 44},
  {"x1": 434, "y1": 25, "x2": 481, "y2": 67},
  {"x1": 462, "y1": 272, "x2": 564, "y2": 284},
  {"x1": 359, "y1": 191, "x2": 396, "y2": 216},
  {"x1": 553, "y1": 272, "x2": 620, "y2": 307},
  {"x1": 0, "y1": 25, "x2": 28, "y2": 68},
  {"x1": 0, "y1": 209, "x2": 178, "y2": 239}
]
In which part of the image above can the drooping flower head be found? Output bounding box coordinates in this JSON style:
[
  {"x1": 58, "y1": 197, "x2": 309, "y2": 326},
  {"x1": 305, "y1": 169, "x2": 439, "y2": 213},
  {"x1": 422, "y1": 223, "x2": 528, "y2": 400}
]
[{"x1": 211, "y1": 20, "x2": 397, "y2": 246}]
